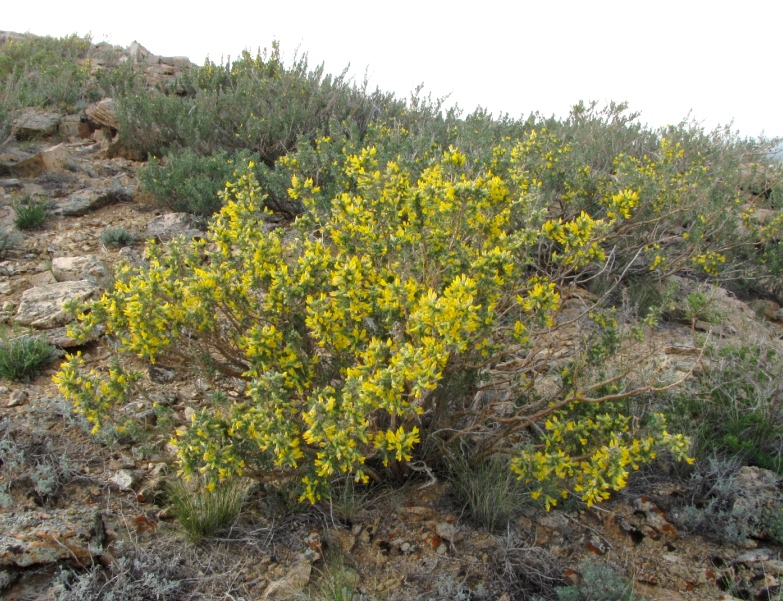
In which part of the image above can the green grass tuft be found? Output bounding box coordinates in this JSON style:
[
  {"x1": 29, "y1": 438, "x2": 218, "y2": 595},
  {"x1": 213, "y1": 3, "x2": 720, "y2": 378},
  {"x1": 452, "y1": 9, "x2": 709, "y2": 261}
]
[
  {"x1": 11, "y1": 195, "x2": 48, "y2": 230},
  {"x1": 167, "y1": 477, "x2": 250, "y2": 543},
  {"x1": 0, "y1": 332, "x2": 55, "y2": 382}
]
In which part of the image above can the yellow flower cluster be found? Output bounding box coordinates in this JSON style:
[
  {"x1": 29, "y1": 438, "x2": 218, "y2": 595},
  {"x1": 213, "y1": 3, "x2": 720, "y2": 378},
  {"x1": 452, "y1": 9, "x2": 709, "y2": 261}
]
[
  {"x1": 692, "y1": 250, "x2": 727, "y2": 277},
  {"x1": 511, "y1": 408, "x2": 692, "y2": 508},
  {"x1": 542, "y1": 211, "x2": 607, "y2": 267}
]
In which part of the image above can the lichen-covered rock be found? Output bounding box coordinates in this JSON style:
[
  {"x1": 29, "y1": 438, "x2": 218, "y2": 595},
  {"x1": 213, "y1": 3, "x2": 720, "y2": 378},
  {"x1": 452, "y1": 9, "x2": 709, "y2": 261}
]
[
  {"x1": 146, "y1": 213, "x2": 204, "y2": 241},
  {"x1": 0, "y1": 509, "x2": 105, "y2": 568},
  {"x1": 13, "y1": 109, "x2": 61, "y2": 140},
  {"x1": 44, "y1": 324, "x2": 105, "y2": 348},
  {"x1": 10, "y1": 143, "x2": 70, "y2": 179},
  {"x1": 51, "y1": 255, "x2": 110, "y2": 287},
  {"x1": 57, "y1": 185, "x2": 133, "y2": 217},
  {"x1": 262, "y1": 555, "x2": 312, "y2": 600},
  {"x1": 14, "y1": 280, "x2": 101, "y2": 329},
  {"x1": 84, "y1": 99, "x2": 120, "y2": 131}
]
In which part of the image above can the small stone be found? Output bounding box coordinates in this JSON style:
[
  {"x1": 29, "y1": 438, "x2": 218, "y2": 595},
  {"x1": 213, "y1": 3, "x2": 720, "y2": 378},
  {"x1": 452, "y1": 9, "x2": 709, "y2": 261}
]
[
  {"x1": 116, "y1": 455, "x2": 136, "y2": 469},
  {"x1": 328, "y1": 528, "x2": 355, "y2": 553},
  {"x1": 262, "y1": 556, "x2": 312, "y2": 600},
  {"x1": 662, "y1": 553, "x2": 681, "y2": 563},
  {"x1": 110, "y1": 469, "x2": 136, "y2": 490},
  {"x1": 44, "y1": 324, "x2": 105, "y2": 349},
  {"x1": 435, "y1": 521, "x2": 457, "y2": 543},
  {"x1": 735, "y1": 548, "x2": 773, "y2": 564},
  {"x1": 149, "y1": 365, "x2": 175, "y2": 383},
  {"x1": 7, "y1": 390, "x2": 28, "y2": 407},
  {"x1": 57, "y1": 186, "x2": 131, "y2": 217},
  {"x1": 563, "y1": 568, "x2": 579, "y2": 586},
  {"x1": 399, "y1": 506, "x2": 437, "y2": 521},
  {"x1": 157, "y1": 508, "x2": 174, "y2": 520},
  {"x1": 146, "y1": 213, "x2": 204, "y2": 242}
]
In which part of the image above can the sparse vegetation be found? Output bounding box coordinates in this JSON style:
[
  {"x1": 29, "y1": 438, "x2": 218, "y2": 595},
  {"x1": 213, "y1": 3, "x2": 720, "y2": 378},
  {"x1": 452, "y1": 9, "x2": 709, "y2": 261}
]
[
  {"x1": 0, "y1": 34, "x2": 94, "y2": 144},
  {"x1": 310, "y1": 553, "x2": 360, "y2": 601},
  {"x1": 0, "y1": 330, "x2": 55, "y2": 382},
  {"x1": 0, "y1": 226, "x2": 21, "y2": 256},
  {"x1": 673, "y1": 457, "x2": 783, "y2": 546},
  {"x1": 668, "y1": 339, "x2": 783, "y2": 471},
  {"x1": 0, "y1": 421, "x2": 75, "y2": 507},
  {"x1": 100, "y1": 226, "x2": 135, "y2": 247},
  {"x1": 10, "y1": 194, "x2": 48, "y2": 229},
  {"x1": 446, "y1": 447, "x2": 529, "y2": 532},
  {"x1": 555, "y1": 559, "x2": 644, "y2": 601},
  {"x1": 1, "y1": 29, "x2": 783, "y2": 601},
  {"x1": 52, "y1": 545, "x2": 186, "y2": 601},
  {"x1": 167, "y1": 476, "x2": 250, "y2": 543}
]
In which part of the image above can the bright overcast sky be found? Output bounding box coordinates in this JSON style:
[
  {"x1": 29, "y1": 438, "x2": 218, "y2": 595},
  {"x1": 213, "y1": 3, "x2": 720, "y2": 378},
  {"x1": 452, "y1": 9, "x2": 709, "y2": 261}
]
[{"x1": 4, "y1": 1, "x2": 781, "y2": 139}]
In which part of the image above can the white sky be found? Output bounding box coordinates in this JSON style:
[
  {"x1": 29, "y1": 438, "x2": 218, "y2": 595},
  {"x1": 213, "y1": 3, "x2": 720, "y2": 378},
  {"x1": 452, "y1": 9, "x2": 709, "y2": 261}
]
[{"x1": 4, "y1": 1, "x2": 781, "y2": 139}]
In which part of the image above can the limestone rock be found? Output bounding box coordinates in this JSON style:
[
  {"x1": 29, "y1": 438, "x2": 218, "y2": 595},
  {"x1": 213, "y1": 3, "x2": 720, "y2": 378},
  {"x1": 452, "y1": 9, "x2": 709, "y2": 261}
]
[
  {"x1": 749, "y1": 299, "x2": 781, "y2": 321},
  {"x1": 127, "y1": 41, "x2": 153, "y2": 63},
  {"x1": 632, "y1": 496, "x2": 678, "y2": 539},
  {"x1": 0, "y1": 509, "x2": 105, "y2": 568},
  {"x1": 146, "y1": 213, "x2": 205, "y2": 241},
  {"x1": 110, "y1": 469, "x2": 136, "y2": 490},
  {"x1": 10, "y1": 144, "x2": 70, "y2": 179},
  {"x1": 262, "y1": 556, "x2": 312, "y2": 600},
  {"x1": 59, "y1": 114, "x2": 91, "y2": 140},
  {"x1": 14, "y1": 280, "x2": 101, "y2": 329},
  {"x1": 57, "y1": 185, "x2": 133, "y2": 217},
  {"x1": 0, "y1": 178, "x2": 24, "y2": 191},
  {"x1": 91, "y1": 127, "x2": 115, "y2": 151},
  {"x1": 7, "y1": 390, "x2": 28, "y2": 408},
  {"x1": 161, "y1": 56, "x2": 192, "y2": 69},
  {"x1": 43, "y1": 324, "x2": 105, "y2": 348},
  {"x1": 51, "y1": 255, "x2": 110, "y2": 287},
  {"x1": 13, "y1": 109, "x2": 61, "y2": 140},
  {"x1": 327, "y1": 528, "x2": 356, "y2": 553},
  {"x1": 85, "y1": 99, "x2": 120, "y2": 131}
]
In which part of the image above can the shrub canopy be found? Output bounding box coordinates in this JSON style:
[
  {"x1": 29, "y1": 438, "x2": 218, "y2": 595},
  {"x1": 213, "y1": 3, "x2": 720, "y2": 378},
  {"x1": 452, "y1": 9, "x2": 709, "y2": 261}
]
[{"x1": 54, "y1": 129, "x2": 752, "y2": 506}]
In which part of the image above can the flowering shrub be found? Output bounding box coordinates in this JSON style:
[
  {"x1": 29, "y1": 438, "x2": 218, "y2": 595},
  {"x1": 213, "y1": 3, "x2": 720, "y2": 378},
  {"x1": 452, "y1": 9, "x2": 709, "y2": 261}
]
[{"x1": 57, "y1": 127, "x2": 781, "y2": 506}]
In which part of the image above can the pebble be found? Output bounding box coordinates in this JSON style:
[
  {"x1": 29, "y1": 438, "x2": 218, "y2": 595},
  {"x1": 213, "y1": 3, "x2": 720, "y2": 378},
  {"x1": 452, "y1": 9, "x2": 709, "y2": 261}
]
[
  {"x1": 110, "y1": 469, "x2": 136, "y2": 490},
  {"x1": 8, "y1": 390, "x2": 29, "y2": 407}
]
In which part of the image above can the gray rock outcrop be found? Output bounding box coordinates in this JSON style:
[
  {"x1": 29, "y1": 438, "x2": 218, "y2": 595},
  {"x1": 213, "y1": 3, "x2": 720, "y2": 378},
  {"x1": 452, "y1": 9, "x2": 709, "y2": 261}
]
[
  {"x1": 15, "y1": 280, "x2": 101, "y2": 329},
  {"x1": 146, "y1": 212, "x2": 205, "y2": 241},
  {"x1": 51, "y1": 255, "x2": 110, "y2": 288},
  {"x1": 12, "y1": 109, "x2": 62, "y2": 140}
]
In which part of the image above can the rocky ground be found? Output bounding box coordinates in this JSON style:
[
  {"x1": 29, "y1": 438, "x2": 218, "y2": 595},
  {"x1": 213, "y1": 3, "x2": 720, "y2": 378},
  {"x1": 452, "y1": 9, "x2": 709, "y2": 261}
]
[{"x1": 1, "y1": 91, "x2": 783, "y2": 601}]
